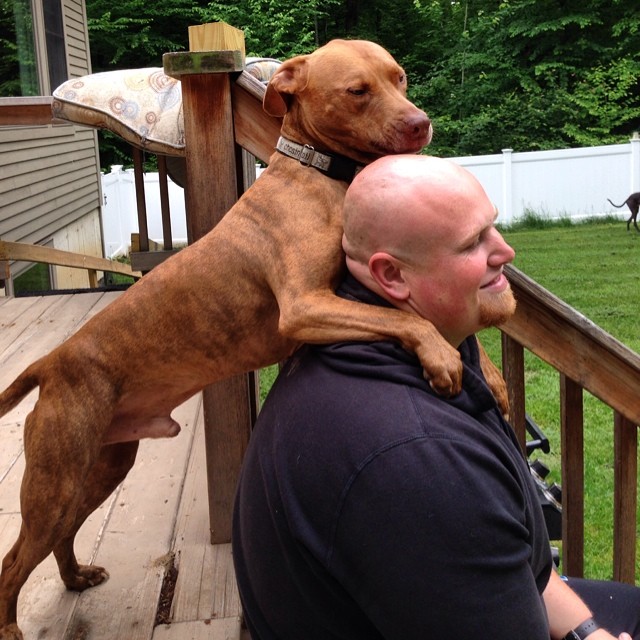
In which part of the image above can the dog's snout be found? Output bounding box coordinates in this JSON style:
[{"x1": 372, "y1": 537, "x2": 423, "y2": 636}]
[
  {"x1": 407, "y1": 112, "x2": 431, "y2": 138},
  {"x1": 398, "y1": 111, "x2": 432, "y2": 149}
]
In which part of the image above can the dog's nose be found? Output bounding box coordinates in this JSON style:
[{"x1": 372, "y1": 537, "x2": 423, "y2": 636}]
[
  {"x1": 404, "y1": 112, "x2": 432, "y2": 144},
  {"x1": 407, "y1": 113, "x2": 431, "y2": 137}
]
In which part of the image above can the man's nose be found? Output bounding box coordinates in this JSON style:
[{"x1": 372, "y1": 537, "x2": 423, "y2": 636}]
[{"x1": 490, "y1": 230, "x2": 515, "y2": 264}]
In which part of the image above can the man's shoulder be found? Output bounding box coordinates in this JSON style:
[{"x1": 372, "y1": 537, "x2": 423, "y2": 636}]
[{"x1": 265, "y1": 342, "x2": 494, "y2": 472}]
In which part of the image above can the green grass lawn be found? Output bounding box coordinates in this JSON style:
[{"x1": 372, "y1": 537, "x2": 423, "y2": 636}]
[{"x1": 478, "y1": 217, "x2": 639, "y2": 581}]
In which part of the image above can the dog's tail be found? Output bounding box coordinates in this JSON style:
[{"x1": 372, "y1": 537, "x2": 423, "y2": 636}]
[
  {"x1": 607, "y1": 198, "x2": 626, "y2": 208},
  {"x1": 0, "y1": 368, "x2": 39, "y2": 419}
]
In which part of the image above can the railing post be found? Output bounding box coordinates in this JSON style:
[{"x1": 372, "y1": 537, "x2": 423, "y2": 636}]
[
  {"x1": 0, "y1": 259, "x2": 12, "y2": 296},
  {"x1": 613, "y1": 412, "x2": 638, "y2": 583},
  {"x1": 164, "y1": 23, "x2": 258, "y2": 544},
  {"x1": 87, "y1": 269, "x2": 98, "y2": 288},
  {"x1": 157, "y1": 155, "x2": 173, "y2": 251},
  {"x1": 132, "y1": 146, "x2": 149, "y2": 253},
  {"x1": 560, "y1": 374, "x2": 584, "y2": 577}
]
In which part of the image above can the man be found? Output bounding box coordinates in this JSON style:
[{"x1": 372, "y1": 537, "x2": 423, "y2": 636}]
[{"x1": 233, "y1": 155, "x2": 639, "y2": 639}]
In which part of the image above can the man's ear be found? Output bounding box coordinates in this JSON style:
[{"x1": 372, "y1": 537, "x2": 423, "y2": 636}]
[{"x1": 368, "y1": 252, "x2": 410, "y2": 301}]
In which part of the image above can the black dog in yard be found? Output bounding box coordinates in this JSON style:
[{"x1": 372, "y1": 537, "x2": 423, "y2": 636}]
[{"x1": 607, "y1": 192, "x2": 640, "y2": 232}]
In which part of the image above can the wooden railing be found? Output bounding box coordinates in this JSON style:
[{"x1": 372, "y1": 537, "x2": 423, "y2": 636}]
[
  {"x1": 0, "y1": 240, "x2": 141, "y2": 294},
  {"x1": 1, "y1": 70, "x2": 638, "y2": 581},
  {"x1": 0, "y1": 96, "x2": 61, "y2": 126},
  {"x1": 502, "y1": 266, "x2": 640, "y2": 583}
]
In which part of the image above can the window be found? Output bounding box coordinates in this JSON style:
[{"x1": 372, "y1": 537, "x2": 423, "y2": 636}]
[
  {"x1": 0, "y1": 0, "x2": 38, "y2": 96},
  {"x1": 0, "y1": 0, "x2": 67, "y2": 97},
  {"x1": 43, "y1": 0, "x2": 66, "y2": 91}
]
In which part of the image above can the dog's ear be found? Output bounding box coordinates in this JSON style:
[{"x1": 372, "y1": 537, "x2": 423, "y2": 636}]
[{"x1": 263, "y1": 56, "x2": 310, "y2": 117}]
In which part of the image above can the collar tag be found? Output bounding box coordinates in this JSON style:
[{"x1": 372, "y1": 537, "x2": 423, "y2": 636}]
[{"x1": 276, "y1": 136, "x2": 362, "y2": 182}]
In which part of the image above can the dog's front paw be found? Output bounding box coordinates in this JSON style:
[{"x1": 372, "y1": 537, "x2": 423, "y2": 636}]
[
  {"x1": 64, "y1": 564, "x2": 110, "y2": 592},
  {"x1": 418, "y1": 346, "x2": 463, "y2": 397}
]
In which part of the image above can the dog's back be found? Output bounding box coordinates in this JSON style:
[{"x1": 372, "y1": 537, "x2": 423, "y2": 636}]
[
  {"x1": 0, "y1": 39, "x2": 442, "y2": 640},
  {"x1": 608, "y1": 192, "x2": 640, "y2": 231}
]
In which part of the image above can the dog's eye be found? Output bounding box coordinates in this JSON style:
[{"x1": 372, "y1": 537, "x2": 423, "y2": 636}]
[
  {"x1": 348, "y1": 87, "x2": 368, "y2": 96},
  {"x1": 399, "y1": 74, "x2": 406, "y2": 84}
]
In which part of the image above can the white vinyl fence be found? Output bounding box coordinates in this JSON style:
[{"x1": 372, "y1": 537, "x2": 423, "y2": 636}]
[
  {"x1": 450, "y1": 136, "x2": 640, "y2": 225},
  {"x1": 101, "y1": 166, "x2": 188, "y2": 258},
  {"x1": 100, "y1": 137, "x2": 640, "y2": 258}
]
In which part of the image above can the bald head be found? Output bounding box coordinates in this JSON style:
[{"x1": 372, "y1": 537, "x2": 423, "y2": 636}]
[
  {"x1": 341, "y1": 154, "x2": 515, "y2": 345},
  {"x1": 342, "y1": 155, "x2": 490, "y2": 270}
]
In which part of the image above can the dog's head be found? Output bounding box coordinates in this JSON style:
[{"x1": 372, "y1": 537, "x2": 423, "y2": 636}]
[{"x1": 263, "y1": 40, "x2": 432, "y2": 164}]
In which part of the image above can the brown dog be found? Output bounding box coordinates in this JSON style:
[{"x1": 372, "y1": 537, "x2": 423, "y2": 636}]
[
  {"x1": 608, "y1": 192, "x2": 640, "y2": 232},
  {"x1": 0, "y1": 40, "x2": 505, "y2": 639}
]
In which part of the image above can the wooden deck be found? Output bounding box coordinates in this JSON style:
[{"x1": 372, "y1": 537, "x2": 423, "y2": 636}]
[{"x1": 0, "y1": 292, "x2": 247, "y2": 640}]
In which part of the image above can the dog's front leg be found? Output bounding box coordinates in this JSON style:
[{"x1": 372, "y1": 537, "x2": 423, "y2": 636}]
[
  {"x1": 277, "y1": 290, "x2": 463, "y2": 396},
  {"x1": 477, "y1": 341, "x2": 510, "y2": 418}
]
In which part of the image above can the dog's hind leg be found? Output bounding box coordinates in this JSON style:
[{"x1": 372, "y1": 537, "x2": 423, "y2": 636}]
[
  {"x1": 0, "y1": 394, "x2": 125, "y2": 637},
  {"x1": 0, "y1": 526, "x2": 53, "y2": 640},
  {"x1": 0, "y1": 414, "x2": 96, "y2": 637},
  {"x1": 53, "y1": 441, "x2": 139, "y2": 591}
]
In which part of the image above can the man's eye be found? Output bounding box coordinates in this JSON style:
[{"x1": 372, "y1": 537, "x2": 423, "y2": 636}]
[{"x1": 464, "y1": 237, "x2": 481, "y2": 251}]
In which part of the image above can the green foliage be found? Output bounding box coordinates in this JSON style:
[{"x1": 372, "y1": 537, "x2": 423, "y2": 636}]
[
  {"x1": 501, "y1": 208, "x2": 574, "y2": 231},
  {"x1": 86, "y1": 0, "x2": 203, "y2": 70},
  {"x1": 565, "y1": 57, "x2": 640, "y2": 145},
  {"x1": 83, "y1": 0, "x2": 640, "y2": 161},
  {"x1": 86, "y1": 0, "x2": 205, "y2": 168},
  {"x1": 198, "y1": 0, "x2": 342, "y2": 58},
  {"x1": 13, "y1": 263, "x2": 51, "y2": 295},
  {"x1": 407, "y1": 0, "x2": 640, "y2": 155},
  {"x1": 0, "y1": 0, "x2": 38, "y2": 96}
]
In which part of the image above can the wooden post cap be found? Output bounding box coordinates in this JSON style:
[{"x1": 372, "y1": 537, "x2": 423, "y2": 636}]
[
  {"x1": 163, "y1": 50, "x2": 245, "y2": 79},
  {"x1": 188, "y1": 22, "x2": 245, "y2": 55}
]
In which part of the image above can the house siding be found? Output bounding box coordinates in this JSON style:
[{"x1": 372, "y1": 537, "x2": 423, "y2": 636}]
[
  {"x1": 64, "y1": 0, "x2": 92, "y2": 77},
  {"x1": 0, "y1": 0, "x2": 103, "y2": 288}
]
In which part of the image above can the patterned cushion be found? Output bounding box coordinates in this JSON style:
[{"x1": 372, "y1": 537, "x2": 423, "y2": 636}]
[{"x1": 52, "y1": 57, "x2": 281, "y2": 156}]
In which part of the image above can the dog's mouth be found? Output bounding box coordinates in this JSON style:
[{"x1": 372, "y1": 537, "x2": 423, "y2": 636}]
[
  {"x1": 306, "y1": 115, "x2": 432, "y2": 166},
  {"x1": 384, "y1": 118, "x2": 433, "y2": 154}
]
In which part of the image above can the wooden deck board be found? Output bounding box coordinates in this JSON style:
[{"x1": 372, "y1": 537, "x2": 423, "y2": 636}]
[
  {"x1": 56, "y1": 397, "x2": 199, "y2": 640},
  {"x1": 0, "y1": 293, "x2": 127, "y2": 389},
  {"x1": 167, "y1": 415, "x2": 242, "y2": 626},
  {"x1": 0, "y1": 293, "x2": 244, "y2": 639},
  {"x1": 153, "y1": 617, "x2": 245, "y2": 640}
]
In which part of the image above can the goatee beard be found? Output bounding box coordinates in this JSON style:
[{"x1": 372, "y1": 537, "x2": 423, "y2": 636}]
[{"x1": 479, "y1": 286, "x2": 517, "y2": 328}]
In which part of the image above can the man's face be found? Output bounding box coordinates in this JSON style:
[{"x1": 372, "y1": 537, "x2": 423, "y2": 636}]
[{"x1": 401, "y1": 200, "x2": 516, "y2": 346}]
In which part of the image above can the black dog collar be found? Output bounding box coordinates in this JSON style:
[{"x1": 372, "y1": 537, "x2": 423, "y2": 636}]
[{"x1": 275, "y1": 136, "x2": 363, "y2": 183}]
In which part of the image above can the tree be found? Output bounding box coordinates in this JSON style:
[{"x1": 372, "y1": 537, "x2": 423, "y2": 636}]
[
  {"x1": 86, "y1": 0, "x2": 202, "y2": 71},
  {"x1": 416, "y1": 0, "x2": 640, "y2": 155},
  {"x1": 0, "y1": 0, "x2": 37, "y2": 96},
  {"x1": 198, "y1": 0, "x2": 342, "y2": 58},
  {"x1": 84, "y1": 0, "x2": 640, "y2": 163}
]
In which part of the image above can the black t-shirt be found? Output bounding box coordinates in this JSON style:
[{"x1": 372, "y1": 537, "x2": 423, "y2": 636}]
[{"x1": 233, "y1": 275, "x2": 553, "y2": 639}]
